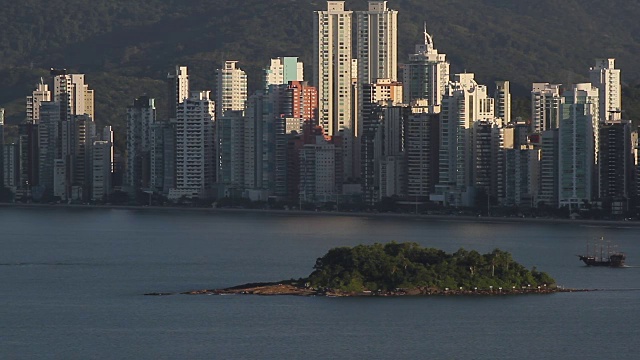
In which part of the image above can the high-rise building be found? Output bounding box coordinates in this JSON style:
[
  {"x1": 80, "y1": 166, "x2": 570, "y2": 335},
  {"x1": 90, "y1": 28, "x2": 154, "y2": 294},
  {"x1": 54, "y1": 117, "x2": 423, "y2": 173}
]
[
  {"x1": 590, "y1": 58, "x2": 621, "y2": 122},
  {"x1": 314, "y1": 1, "x2": 354, "y2": 179},
  {"x1": 531, "y1": 83, "x2": 562, "y2": 134},
  {"x1": 300, "y1": 135, "x2": 340, "y2": 203},
  {"x1": 26, "y1": 79, "x2": 51, "y2": 123},
  {"x1": 494, "y1": 81, "x2": 511, "y2": 126},
  {"x1": 402, "y1": 23, "x2": 450, "y2": 107},
  {"x1": 243, "y1": 92, "x2": 267, "y2": 192},
  {"x1": 126, "y1": 97, "x2": 157, "y2": 193},
  {"x1": 264, "y1": 57, "x2": 304, "y2": 88},
  {"x1": 537, "y1": 129, "x2": 559, "y2": 208},
  {"x1": 503, "y1": 145, "x2": 540, "y2": 208},
  {"x1": 70, "y1": 114, "x2": 96, "y2": 201},
  {"x1": 169, "y1": 91, "x2": 216, "y2": 200},
  {"x1": 356, "y1": 1, "x2": 398, "y2": 86},
  {"x1": 37, "y1": 102, "x2": 62, "y2": 198},
  {"x1": 375, "y1": 105, "x2": 406, "y2": 200},
  {"x1": 51, "y1": 71, "x2": 94, "y2": 121},
  {"x1": 91, "y1": 127, "x2": 113, "y2": 202},
  {"x1": 285, "y1": 81, "x2": 318, "y2": 127},
  {"x1": 405, "y1": 101, "x2": 440, "y2": 199},
  {"x1": 599, "y1": 116, "x2": 633, "y2": 203},
  {"x1": 471, "y1": 119, "x2": 504, "y2": 200},
  {"x1": 438, "y1": 74, "x2": 494, "y2": 192},
  {"x1": 217, "y1": 110, "x2": 246, "y2": 192},
  {"x1": 558, "y1": 83, "x2": 599, "y2": 208},
  {"x1": 18, "y1": 122, "x2": 38, "y2": 198},
  {"x1": 3, "y1": 143, "x2": 19, "y2": 194},
  {"x1": 215, "y1": 61, "x2": 248, "y2": 118},
  {"x1": 167, "y1": 66, "x2": 189, "y2": 121},
  {"x1": 360, "y1": 79, "x2": 403, "y2": 203}
]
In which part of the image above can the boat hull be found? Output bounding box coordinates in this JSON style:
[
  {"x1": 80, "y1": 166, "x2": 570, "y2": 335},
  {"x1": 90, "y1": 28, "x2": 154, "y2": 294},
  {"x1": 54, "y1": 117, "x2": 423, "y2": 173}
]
[{"x1": 578, "y1": 255, "x2": 625, "y2": 268}]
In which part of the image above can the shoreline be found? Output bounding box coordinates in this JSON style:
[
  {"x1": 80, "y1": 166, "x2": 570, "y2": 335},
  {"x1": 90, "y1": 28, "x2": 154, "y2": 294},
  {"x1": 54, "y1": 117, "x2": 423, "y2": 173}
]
[
  {"x1": 2, "y1": 202, "x2": 640, "y2": 227},
  {"x1": 144, "y1": 282, "x2": 588, "y2": 298}
]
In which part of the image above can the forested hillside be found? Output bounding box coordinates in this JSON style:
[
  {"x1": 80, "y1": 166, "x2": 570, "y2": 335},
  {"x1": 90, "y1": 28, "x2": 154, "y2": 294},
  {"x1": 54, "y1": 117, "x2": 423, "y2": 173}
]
[{"x1": 2, "y1": 0, "x2": 640, "y2": 148}]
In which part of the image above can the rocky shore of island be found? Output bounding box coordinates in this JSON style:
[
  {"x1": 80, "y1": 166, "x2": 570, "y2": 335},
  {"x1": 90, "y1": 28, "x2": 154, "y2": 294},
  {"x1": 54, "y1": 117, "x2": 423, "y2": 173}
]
[{"x1": 145, "y1": 281, "x2": 589, "y2": 297}]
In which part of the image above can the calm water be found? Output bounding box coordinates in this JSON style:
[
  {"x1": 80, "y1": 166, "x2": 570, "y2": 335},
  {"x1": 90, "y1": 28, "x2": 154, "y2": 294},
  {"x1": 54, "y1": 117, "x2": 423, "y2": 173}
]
[{"x1": 1, "y1": 207, "x2": 639, "y2": 359}]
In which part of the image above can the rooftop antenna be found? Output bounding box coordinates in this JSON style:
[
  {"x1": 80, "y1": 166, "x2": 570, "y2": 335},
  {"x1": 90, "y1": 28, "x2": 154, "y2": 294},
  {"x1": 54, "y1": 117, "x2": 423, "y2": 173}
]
[{"x1": 423, "y1": 21, "x2": 434, "y2": 51}]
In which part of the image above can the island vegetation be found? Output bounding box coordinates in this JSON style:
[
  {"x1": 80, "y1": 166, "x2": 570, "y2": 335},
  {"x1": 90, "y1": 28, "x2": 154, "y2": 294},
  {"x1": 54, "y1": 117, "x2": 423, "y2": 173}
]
[
  {"x1": 168, "y1": 242, "x2": 560, "y2": 297},
  {"x1": 307, "y1": 242, "x2": 555, "y2": 293}
]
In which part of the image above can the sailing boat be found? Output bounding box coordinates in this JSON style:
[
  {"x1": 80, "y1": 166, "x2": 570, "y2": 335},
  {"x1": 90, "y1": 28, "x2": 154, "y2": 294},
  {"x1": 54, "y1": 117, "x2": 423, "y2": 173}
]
[{"x1": 578, "y1": 237, "x2": 626, "y2": 267}]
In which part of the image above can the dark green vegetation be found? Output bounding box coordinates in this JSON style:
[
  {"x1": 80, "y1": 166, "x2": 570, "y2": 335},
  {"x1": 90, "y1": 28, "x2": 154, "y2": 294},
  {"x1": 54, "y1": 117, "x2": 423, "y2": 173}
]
[
  {"x1": 3, "y1": 0, "x2": 640, "y2": 149},
  {"x1": 308, "y1": 242, "x2": 555, "y2": 292}
]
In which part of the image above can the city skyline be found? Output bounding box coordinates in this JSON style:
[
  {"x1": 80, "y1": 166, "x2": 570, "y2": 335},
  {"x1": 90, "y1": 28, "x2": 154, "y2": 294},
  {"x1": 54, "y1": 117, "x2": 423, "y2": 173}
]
[{"x1": 0, "y1": 0, "x2": 636, "y2": 217}]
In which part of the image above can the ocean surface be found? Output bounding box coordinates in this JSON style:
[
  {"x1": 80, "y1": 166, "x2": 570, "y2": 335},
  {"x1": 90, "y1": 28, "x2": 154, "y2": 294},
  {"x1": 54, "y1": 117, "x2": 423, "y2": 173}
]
[{"x1": 1, "y1": 207, "x2": 639, "y2": 359}]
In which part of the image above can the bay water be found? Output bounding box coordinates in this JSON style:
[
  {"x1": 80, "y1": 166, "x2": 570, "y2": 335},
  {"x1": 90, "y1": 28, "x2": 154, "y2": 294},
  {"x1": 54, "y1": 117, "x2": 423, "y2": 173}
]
[{"x1": 1, "y1": 207, "x2": 638, "y2": 359}]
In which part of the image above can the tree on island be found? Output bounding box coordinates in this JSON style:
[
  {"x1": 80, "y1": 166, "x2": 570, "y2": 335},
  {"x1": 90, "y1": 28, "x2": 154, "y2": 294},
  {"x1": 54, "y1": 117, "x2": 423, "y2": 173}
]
[{"x1": 307, "y1": 242, "x2": 555, "y2": 293}]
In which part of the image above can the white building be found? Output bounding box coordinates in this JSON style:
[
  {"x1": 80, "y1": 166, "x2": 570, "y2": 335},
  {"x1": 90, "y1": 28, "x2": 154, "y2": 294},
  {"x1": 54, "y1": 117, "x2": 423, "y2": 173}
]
[
  {"x1": 402, "y1": 23, "x2": 450, "y2": 107},
  {"x1": 215, "y1": 61, "x2": 247, "y2": 118},
  {"x1": 26, "y1": 79, "x2": 51, "y2": 123},
  {"x1": 589, "y1": 58, "x2": 621, "y2": 122},
  {"x1": 558, "y1": 83, "x2": 599, "y2": 208},
  {"x1": 53, "y1": 72, "x2": 94, "y2": 121},
  {"x1": 169, "y1": 91, "x2": 216, "y2": 200},
  {"x1": 531, "y1": 83, "x2": 562, "y2": 134},
  {"x1": 314, "y1": 1, "x2": 354, "y2": 179},
  {"x1": 438, "y1": 74, "x2": 494, "y2": 191},
  {"x1": 264, "y1": 57, "x2": 304, "y2": 88}
]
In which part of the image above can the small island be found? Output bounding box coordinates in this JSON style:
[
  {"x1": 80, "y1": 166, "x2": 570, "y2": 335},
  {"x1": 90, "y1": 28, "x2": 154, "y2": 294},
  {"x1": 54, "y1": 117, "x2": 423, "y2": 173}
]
[{"x1": 152, "y1": 242, "x2": 574, "y2": 297}]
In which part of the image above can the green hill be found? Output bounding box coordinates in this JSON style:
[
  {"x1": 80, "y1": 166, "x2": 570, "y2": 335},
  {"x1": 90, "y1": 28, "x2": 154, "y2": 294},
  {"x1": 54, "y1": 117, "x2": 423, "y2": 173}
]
[{"x1": 2, "y1": 0, "x2": 640, "y2": 149}]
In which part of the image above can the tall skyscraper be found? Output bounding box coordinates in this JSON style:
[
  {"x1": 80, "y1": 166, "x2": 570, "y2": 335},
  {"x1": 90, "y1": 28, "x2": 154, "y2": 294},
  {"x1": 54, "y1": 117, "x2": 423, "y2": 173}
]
[
  {"x1": 589, "y1": 58, "x2": 621, "y2": 122},
  {"x1": 537, "y1": 129, "x2": 559, "y2": 208},
  {"x1": 264, "y1": 57, "x2": 304, "y2": 88},
  {"x1": 598, "y1": 116, "x2": 633, "y2": 204},
  {"x1": 314, "y1": 1, "x2": 354, "y2": 179},
  {"x1": 494, "y1": 81, "x2": 511, "y2": 126},
  {"x1": 215, "y1": 61, "x2": 248, "y2": 119},
  {"x1": 356, "y1": 1, "x2": 398, "y2": 86},
  {"x1": 360, "y1": 79, "x2": 403, "y2": 203},
  {"x1": 217, "y1": 110, "x2": 246, "y2": 191},
  {"x1": 37, "y1": 102, "x2": 62, "y2": 198},
  {"x1": 402, "y1": 23, "x2": 450, "y2": 107},
  {"x1": 167, "y1": 66, "x2": 189, "y2": 121},
  {"x1": 531, "y1": 83, "x2": 562, "y2": 134},
  {"x1": 91, "y1": 127, "x2": 113, "y2": 202},
  {"x1": 438, "y1": 74, "x2": 494, "y2": 192},
  {"x1": 471, "y1": 119, "x2": 504, "y2": 200},
  {"x1": 558, "y1": 83, "x2": 599, "y2": 208},
  {"x1": 26, "y1": 79, "x2": 51, "y2": 123},
  {"x1": 126, "y1": 97, "x2": 157, "y2": 193},
  {"x1": 406, "y1": 101, "x2": 440, "y2": 199},
  {"x1": 169, "y1": 91, "x2": 216, "y2": 200}
]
